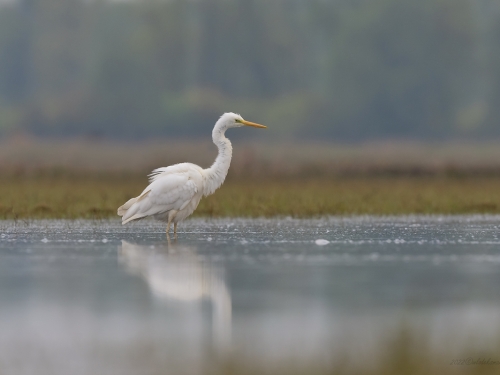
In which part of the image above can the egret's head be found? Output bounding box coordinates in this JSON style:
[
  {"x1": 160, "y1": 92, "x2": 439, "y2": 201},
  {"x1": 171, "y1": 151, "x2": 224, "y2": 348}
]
[{"x1": 218, "y1": 112, "x2": 267, "y2": 130}]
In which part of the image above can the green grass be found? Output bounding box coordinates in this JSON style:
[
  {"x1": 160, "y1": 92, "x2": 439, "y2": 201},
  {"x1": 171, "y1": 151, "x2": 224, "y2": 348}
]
[{"x1": 1, "y1": 173, "x2": 500, "y2": 219}]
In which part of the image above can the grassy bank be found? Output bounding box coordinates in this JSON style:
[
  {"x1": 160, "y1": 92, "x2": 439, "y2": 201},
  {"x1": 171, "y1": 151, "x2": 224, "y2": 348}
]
[{"x1": 1, "y1": 173, "x2": 500, "y2": 219}]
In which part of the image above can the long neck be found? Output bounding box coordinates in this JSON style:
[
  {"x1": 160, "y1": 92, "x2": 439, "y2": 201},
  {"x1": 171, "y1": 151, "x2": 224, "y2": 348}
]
[{"x1": 203, "y1": 125, "x2": 233, "y2": 196}]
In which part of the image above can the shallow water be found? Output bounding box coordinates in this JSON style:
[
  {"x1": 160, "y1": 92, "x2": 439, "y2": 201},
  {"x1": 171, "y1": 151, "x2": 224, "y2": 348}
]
[{"x1": 1, "y1": 216, "x2": 500, "y2": 374}]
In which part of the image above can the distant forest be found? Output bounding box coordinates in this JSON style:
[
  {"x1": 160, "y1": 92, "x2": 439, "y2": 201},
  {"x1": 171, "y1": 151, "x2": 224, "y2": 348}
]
[{"x1": 0, "y1": 0, "x2": 499, "y2": 139}]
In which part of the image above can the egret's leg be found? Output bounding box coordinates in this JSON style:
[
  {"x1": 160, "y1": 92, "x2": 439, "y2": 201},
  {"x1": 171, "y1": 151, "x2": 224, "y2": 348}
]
[
  {"x1": 174, "y1": 223, "x2": 178, "y2": 236},
  {"x1": 166, "y1": 210, "x2": 177, "y2": 237}
]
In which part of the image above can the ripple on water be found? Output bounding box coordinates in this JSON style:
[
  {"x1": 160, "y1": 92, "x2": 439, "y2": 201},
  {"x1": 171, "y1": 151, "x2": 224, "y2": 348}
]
[{"x1": 0, "y1": 216, "x2": 499, "y2": 375}]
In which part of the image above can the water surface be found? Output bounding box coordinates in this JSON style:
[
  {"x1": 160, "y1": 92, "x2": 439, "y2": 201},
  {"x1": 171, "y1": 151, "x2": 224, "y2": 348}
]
[{"x1": 1, "y1": 216, "x2": 499, "y2": 374}]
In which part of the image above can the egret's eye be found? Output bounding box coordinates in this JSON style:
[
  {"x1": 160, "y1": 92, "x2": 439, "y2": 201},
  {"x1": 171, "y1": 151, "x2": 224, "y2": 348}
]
[{"x1": 235, "y1": 119, "x2": 242, "y2": 123}]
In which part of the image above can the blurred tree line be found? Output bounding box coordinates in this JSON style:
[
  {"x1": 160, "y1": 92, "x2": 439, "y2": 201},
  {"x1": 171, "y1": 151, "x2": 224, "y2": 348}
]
[{"x1": 0, "y1": 0, "x2": 499, "y2": 139}]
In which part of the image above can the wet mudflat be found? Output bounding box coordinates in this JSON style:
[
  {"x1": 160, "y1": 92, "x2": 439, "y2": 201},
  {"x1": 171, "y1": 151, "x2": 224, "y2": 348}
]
[{"x1": 0, "y1": 216, "x2": 500, "y2": 375}]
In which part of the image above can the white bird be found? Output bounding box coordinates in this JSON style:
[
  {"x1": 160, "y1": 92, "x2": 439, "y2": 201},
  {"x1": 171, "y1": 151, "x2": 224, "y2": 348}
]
[{"x1": 117, "y1": 112, "x2": 266, "y2": 235}]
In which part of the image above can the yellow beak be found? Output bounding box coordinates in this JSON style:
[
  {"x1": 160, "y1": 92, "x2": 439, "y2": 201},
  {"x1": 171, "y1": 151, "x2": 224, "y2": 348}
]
[{"x1": 241, "y1": 119, "x2": 267, "y2": 129}]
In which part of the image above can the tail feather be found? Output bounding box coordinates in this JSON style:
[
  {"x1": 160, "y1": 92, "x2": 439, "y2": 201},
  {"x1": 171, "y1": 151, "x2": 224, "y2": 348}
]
[
  {"x1": 122, "y1": 213, "x2": 147, "y2": 225},
  {"x1": 118, "y1": 190, "x2": 152, "y2": 225},
  {"x1": 117, "y1": 197, "x2": 138, "y2": 216}
]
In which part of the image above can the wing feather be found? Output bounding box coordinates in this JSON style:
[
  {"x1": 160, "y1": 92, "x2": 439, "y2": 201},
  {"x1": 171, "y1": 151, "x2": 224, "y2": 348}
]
[
  {"x1": 148, "y1": 163, "x2": 202, "y2": 183},
  {"x1": 121, "y1": 169, "x2": 200, "y2": 224}
]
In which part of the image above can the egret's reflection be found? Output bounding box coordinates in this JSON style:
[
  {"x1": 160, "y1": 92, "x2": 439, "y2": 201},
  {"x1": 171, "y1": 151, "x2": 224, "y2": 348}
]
[{"x1": 119, "y1": 240, "x2": 232, "y2": 352}]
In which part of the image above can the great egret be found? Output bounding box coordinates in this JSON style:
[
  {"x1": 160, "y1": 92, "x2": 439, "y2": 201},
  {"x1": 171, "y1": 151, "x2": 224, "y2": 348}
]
[{"x1": 117, "y1": 112, "x2": 266, "y2": 235}]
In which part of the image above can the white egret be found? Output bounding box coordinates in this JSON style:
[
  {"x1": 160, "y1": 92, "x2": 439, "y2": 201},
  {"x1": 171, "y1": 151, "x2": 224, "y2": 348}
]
[{"x1": 117, "y1": 112, "x2": 266, "y2": 235}]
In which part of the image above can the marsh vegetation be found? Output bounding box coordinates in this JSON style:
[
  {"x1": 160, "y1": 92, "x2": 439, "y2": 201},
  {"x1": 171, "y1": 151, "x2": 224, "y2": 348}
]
[
  {"x1": 2, "y1": 139, "x2": 500, "y2": 219},
  {"x1": 2, "y1": 173, "x2": 499, "y2": 219}
]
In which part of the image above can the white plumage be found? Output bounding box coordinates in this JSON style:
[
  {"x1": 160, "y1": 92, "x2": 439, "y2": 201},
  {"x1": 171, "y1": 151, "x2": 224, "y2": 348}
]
[{"x1": 117, "y1": 112, "x2": 266, "y2": 235}]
